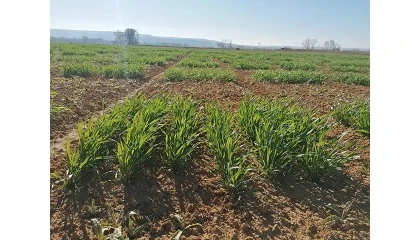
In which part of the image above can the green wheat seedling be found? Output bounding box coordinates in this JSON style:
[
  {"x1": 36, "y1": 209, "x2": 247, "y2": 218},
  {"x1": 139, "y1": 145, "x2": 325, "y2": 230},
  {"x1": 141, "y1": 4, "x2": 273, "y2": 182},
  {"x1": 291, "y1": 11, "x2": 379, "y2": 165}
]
[
  {"x1": 333, "y1": 99, "x2": 370, "y2": 137},
  {"x1": 237, "y1": 98, "x2": 263, "y2": 144},
  {"x1": 331, "y1": 64, "x2": 369, "y2": 74},
  {"x1": 279, "y1": 61, "x2": 317, "y2": 71},
  {"x1": 254, "y1": 119, "x2": 298, "y2": 178},
  {"x1": 64, "y1": 121, "x2": 110, "y2": 188},
  {"x1": 297, "y1": 131, "x2": 355, "y2": 182},
  {"x1": 238, "y1": 98, "x2": 332, "y2": 179},
  {"x1": 232, "y1": 61, "x2": 270, "y2": 70},
  {"x1": 204, "y1": 104, "x2": 251, "y2": 199},
  {"x1": 117, "y1": 99, "x2": 167, "y2": 184},
  {"x1": 163, "y1": 97, "x2": 200, "y2": 172},
  {"x1": 63, "y1": 63, "x2": 97, "y2": 78},
  {"x1": 63, "y1": 112, "x2": 124, "y2": 188},
  {"x1": 101, "y1": 64, "x2": 147, "y2": 79},
  {"x1": 238, "y1": 99, "x2": 295, "y2": 178},
  {"x1": 163, "y1": 67, "x2": 235, "y2": 82},
  {"x1": 338, "y1": 73, "x2": 370, "y2": 86},
  {"x1": 253, "y1": 70, "x2": 326, "y2": 84},
  {"x1": 179, "y1": 58, "x2": 219, "y2": 68}
]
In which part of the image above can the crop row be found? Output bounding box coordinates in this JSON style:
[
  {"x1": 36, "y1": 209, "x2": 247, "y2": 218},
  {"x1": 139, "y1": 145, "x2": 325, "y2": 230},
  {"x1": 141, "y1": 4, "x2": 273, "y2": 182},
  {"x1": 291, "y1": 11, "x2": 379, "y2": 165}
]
[
  {"x1": 63, "y1": 63, "x2": 148, "y2": 79},
  {"x1": 51, "y1": 42, "x2": 370, "y2": 85},
  {"x1": 333, "y1": 99, "x2": 370, "y2": 137},
  {"x1": 51, "y1": 43, "x2": 190, "y2": 78},
  {"x1": 54, "y1": 95, "x2": 361, "y2": 201},
  {"x1": 163, "y1": 67, "x2": 235, "y2": 82}
]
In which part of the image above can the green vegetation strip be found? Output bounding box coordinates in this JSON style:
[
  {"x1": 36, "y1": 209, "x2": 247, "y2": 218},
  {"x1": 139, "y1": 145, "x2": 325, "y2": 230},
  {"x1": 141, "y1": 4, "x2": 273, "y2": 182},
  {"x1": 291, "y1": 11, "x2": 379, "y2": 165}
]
[
  {"x1": 253, "y1": 70, "x2": 327, "y2": 84},
  {"x1": 238, "y1": 98, "x2": 353, "y2": 182},
  {"x1": 163, "y1": 67, "x2": 235, "y2": 82},
  {"x1": 333, "y1": 99, "x2": 370, "y2": 137},
  {"x1": 54, "y1": 95, "x2": 356, "y2": 192},
  {"x1": 338, "y1": 73, "x2": 370, "y2": 86},
  {"x1": 205, "y1": 104, "x2": 250, "y2": 199},
  {"x1": 179, "y1": 59, "x2": 219, "y2": 68},
  {"x1": 163, "y1": 97, "x2": 200, "y2": 172},
  {"x1": 117, "y1": 98, "x2": 168, "y2": 184}
]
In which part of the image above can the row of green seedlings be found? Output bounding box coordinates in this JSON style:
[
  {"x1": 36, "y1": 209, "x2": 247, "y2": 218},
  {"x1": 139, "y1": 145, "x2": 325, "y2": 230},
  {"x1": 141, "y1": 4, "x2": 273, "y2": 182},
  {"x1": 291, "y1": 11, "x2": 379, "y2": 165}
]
[
  {"x1": 253, "y1": 70, "x2": 327, "y2": 84},
  {"x1": 55, "y1": 95, "x2": 201, "y2": 189},
  {"x1": 55, "y1": 96, "x2": 355, "y2": 201},
  {"x1": 163, "y1": 67, "x2": 235, "y2": 82},
  {"x1": 205, "y1": 51, "x2": 369, "y2": 85},
  {"x1": 179, "y1": 57, "x2": 220, "y2": 68},
  {"x1": 330, "y1": 60, "x2": 370, "y2": 74},
  {"x1": 53, "y1": 42, "x2": 188, "y2": 58},
  {"x1": 204, "y1": 105, "x2": 251, "y2": 200},
  {"x1": 59, "y1": 95, "x2": 151, "y2": 188},
  {"x1": 337, "y1": 73, "x2": 370, "y2": 86},
  {"x1": 333, "y1": 99, "x2": 370, "y2": 137},
  {"x1": 237, "y1": 98, "x2": 354, "y2": 182},
  {"x1": 63, "y1": 63, "x2": 148, "y2": 79},
  {"x1": 57, "y1": 53, "x2": 180, "y2": 66}
]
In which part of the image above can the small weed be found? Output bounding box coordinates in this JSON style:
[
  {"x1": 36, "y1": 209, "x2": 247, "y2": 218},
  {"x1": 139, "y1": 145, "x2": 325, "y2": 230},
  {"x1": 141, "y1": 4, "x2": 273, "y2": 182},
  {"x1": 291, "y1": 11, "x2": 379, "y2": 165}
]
[
  {"x1": 170, "y1": 214, "x2": 202, "y2": 240},
  {"x1": 50, "y1": 91, "x2": 70, "y2": 121},
  {"x1": 91, "y1": 211, "x2": 148, "y2": 240},
  {"x1": 324, "y1": 199, "x2": 358, "y2": 225}
]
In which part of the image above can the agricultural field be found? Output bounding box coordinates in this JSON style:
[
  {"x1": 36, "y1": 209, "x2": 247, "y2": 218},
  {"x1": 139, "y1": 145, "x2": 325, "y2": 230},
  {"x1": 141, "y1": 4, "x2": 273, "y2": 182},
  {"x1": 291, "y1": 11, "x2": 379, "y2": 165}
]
[{"x1": 50, "y1": 43, "x2": 370, "y2": 240}]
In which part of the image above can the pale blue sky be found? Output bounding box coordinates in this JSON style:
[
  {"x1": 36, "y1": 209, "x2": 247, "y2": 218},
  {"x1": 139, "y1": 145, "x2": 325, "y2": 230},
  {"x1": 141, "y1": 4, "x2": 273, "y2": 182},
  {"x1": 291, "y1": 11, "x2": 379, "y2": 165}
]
[{"x1": 50, "y1": 0, "x2": 370, "y2": 49}]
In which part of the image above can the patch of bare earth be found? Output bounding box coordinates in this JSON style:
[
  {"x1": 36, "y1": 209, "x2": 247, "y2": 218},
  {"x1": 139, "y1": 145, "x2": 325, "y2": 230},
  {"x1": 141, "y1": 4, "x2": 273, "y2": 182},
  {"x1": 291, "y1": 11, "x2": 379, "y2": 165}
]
[{"x1": 51, "y1": 60, "x2": 370, "y2": 240}]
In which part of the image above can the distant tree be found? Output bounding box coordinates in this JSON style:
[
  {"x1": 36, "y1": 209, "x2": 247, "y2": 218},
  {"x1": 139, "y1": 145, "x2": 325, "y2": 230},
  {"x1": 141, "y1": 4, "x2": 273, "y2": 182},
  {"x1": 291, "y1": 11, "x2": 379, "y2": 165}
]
[
  {"x1": 125, "y1": 28, "x2": 139, "y2": 45},
  {"x1": 302, "y1": 38, "x2": 318, "y2": 50},
  {"x1": 113, "y1": 28, "x2": 139, "y2": 45},
  {"x1": 113, "y1": 30, "x2": 126, "y2": 45},
  {"x1": 323, "y1": 40, "x2": 341, "y2": 51},
  {"x1": 81, "y1": 36, "x2": 89, "y2": 44},
  {"x1": 217, "y1": 39, "x2": 233, "y2": 49}
]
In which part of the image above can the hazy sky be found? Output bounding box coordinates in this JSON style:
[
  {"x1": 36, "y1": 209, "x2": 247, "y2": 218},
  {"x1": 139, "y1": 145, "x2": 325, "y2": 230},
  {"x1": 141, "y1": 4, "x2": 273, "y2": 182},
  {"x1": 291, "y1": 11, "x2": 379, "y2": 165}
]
[{"x1": 50, "y1": 0, "x2": 370, "y2": 49}]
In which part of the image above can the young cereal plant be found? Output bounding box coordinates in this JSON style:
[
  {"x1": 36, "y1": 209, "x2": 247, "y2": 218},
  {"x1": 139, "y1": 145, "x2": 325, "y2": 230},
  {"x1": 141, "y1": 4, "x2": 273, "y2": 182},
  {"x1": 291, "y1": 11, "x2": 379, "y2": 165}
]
[
  {"x1": 253, "y1": 70, "x2": 326, "y2": 84},
  {"x1": 204, "y1": 104, "x2": 251, "y2": 200},
  {"x1": 117, "y1": 99, "x2": 167, "y2": 184},
  {"x1": 163, "y1": 67, "x2": 235, "y2": 82},
  {"x1": 254, "y1": 119, "x2": 297, "y2": 178},
  {"x1": 338, "y1": 73, "x2": 370, "y2": 86},
  {"x1": 163, "y1": 97, "x2": 200, "y2": 172},
  {"x1": 238, "y1": 98, "x2": 298, "y2": 179},
  {"x1": 333, "y1": 99, "x2": 370, "y2": 137},
  {"x1": 63, "y1": 115, "x2": 117, "y2": 188},
  {"x1": 180, "y1": 59, "x2": 219, "y2": 68},
  {"x1": 296, "y1": 131, "x2": 355, "y2": 182},
  {"x1": 101, "y1": 64, "x2": 147, "y2": 80},
  {"x1": 237, "y1": 98, "x2": 264, "y2": 144},
  {"x1": 232, "y1": 61, "x2": 269, "y2": 70},
  {"x1": 63, "y1": 63, "x2": 96, "y2": 78},
  {"x1": 279, "y1": 61, "x2": 317, "y2": 71}
]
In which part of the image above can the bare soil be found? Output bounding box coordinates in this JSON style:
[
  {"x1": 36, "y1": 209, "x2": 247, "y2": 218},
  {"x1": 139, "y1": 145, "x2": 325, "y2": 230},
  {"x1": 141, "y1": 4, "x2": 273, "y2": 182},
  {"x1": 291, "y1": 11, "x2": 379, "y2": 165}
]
[{"x1": 50, "y1": 54, "x2": 370, "y2": 240}]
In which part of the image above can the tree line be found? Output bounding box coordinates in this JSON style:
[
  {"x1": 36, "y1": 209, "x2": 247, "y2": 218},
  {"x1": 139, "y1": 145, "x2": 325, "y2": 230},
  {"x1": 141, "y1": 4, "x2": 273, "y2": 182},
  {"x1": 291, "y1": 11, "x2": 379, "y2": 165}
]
[{"x1": 302, "y1": 38, "x2": 341, "y2": 51}]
